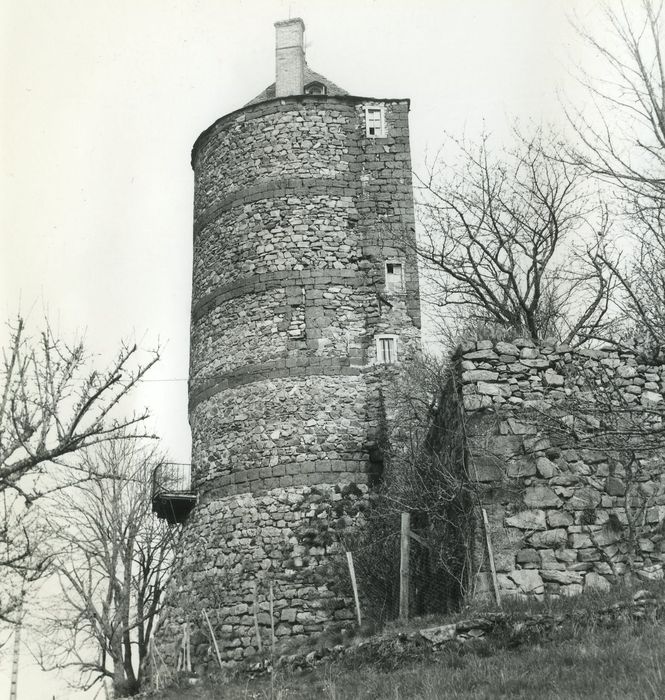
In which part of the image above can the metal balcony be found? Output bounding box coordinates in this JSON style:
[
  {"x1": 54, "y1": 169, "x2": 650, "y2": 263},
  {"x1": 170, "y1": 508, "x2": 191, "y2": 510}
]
[{"x1": 152, "y1": 463, "x2": 196, "y2": 524}]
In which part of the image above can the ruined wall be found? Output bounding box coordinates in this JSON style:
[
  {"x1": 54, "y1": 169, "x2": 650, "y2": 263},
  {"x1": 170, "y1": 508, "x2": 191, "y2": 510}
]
[{"x1": 457, "y1": 338, "x2": 665, "y2": 599}]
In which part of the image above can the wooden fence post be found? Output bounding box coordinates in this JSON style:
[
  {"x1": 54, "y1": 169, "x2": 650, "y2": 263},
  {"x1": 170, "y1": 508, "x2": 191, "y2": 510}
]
[
  {"x1": 185, "y1": 623, "x2": 191, "y2": 673},
  {"x1": 203, "y1": 609, "x2": 224, "y2": 670},
  {"x1": 269, "y1": 582, "x2": 276, "y2": 659},
  {"x1": 346, "y1": 551, "x2": 362, "y2": 626},
  {"x1": 253, "y1": 580, "x2": 263, "y2": 653},
  {"x1": 482, "y1": 507, "x2": 502, "y2": 607},
  {"x1": 399, "y1": 512, "x2": 410, "y2": 622}
]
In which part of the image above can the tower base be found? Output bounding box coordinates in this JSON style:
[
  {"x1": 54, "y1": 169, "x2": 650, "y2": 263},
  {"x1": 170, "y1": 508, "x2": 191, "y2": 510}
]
[{"x1": 155, "y1": 482, "x2": 369, "y2": 671}]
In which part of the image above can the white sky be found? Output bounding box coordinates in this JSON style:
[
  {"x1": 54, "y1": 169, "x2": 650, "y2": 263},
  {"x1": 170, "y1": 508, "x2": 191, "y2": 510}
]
[{"x1": 0, "y1": 0, "x2": 621, "y2": 696}]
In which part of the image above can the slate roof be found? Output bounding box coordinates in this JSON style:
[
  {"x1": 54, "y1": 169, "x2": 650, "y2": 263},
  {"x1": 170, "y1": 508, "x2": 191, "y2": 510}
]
[{"x1": 245, "y1": 65, "x2": 349, "y2": 106}]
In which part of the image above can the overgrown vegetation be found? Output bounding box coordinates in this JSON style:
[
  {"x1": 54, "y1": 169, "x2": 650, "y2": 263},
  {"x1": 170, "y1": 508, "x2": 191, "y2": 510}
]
[
  {"x1": 346, "y1": 357, "x2": 476, "y2": 623},
  {"x1": 153, "y1": 584, "x2": 665, "y2": 699}
]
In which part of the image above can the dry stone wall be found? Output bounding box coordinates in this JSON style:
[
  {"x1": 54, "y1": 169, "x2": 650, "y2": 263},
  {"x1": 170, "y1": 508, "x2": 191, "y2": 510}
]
[{"x1": 456, "y1": 338, "x2": 665, "y2": 599}]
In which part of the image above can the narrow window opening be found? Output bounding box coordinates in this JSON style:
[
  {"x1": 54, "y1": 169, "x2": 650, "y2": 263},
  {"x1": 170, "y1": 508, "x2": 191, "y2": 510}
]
[
  {"x1": 385, "y1": 261, "x2": 404, "y2": 291},
  {"x1": 365, "y1": 107, "x2": 385, "y2": 138},
  {"x1": 376, "y1": 335, "x2": 398, "y2": 364}
]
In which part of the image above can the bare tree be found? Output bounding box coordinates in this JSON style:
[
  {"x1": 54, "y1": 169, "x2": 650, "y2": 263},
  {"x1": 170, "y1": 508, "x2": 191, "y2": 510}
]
[
  {"x1": 569, "y1": 0, "x2": 665, "y2": 354},
  {"x1": 0, "y1": 315, "x2": 159, "y2": 619},
  {"x1": 348, "y1": 355, "x2": 475, "y2": 621},
  {"x1": 35, "y1": 440, "x2": 177, "y2": 697},
  {"x1": 417, "y1": 131, "x2": 614, "y2": 346}
]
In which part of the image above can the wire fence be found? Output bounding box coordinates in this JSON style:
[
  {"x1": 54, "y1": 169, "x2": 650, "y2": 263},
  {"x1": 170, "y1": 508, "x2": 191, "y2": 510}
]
[
  {"x1": 343, "y1": 508, "x2": 469, "y2": 627},
  {"x1": 147, "y1": 505, "x2": 472, "y2": 687}
]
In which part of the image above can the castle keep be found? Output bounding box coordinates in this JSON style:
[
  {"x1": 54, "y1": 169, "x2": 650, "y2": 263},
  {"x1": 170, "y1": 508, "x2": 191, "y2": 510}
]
[{"x1": 157, "y1": 19, "x2": 421, "y2": 665}]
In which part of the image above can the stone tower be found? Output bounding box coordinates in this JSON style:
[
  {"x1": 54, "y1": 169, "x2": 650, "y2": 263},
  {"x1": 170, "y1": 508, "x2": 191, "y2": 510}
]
[{"x1": 157, "y1": 18, "x2": 421, "y2": 666}]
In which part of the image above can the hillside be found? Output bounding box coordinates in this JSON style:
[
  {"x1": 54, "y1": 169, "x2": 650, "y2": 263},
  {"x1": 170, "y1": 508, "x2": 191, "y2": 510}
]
[{"x1": 151, "y1": 586, "x2": 665, "y2": 699}]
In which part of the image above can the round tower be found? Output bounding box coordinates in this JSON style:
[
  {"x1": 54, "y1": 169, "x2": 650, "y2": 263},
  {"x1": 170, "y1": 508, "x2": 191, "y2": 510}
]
[{"x1": 158, "y1": 18, "x2": 421, "y2": 667}]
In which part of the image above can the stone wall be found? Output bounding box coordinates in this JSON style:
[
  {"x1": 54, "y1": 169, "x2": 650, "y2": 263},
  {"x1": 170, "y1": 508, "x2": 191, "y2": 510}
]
[
  {"x1": 456, "y1": 338, "x2": 665, "y2": 599},
  {"x1": 160, "y1": 482, "x2": 369, "y2": 672},
  {"x1": 189, "y1": 95, "x2": 421, "y2": 497},
  {"x1": 157, "y1": 93, "x2": 422, "y2": 668}
]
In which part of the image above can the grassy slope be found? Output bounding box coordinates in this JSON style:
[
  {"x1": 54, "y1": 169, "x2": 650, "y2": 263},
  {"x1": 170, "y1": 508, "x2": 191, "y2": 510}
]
[{"x1": 156, "y1": 590, "x2": 665, "y2": 699}]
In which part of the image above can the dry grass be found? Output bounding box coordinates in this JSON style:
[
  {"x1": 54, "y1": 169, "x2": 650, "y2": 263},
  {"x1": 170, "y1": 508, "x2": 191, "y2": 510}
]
[{"x1": 153, "y1": 586, "x2": 665, "y2": 700}]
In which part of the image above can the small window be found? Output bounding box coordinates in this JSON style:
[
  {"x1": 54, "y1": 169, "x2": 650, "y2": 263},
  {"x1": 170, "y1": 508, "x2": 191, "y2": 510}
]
[
  {"x1": 305, "y1": 81, "x2": 327, "y2": 95},
  {"x1": 385, "y1": 261, "x2": 404, "y2": 291},
  {"x1": 365, "y1": 107, "x2": 385, "y2": 138},
  {"x1": 376, "y1": 335, "x2": 398, "y2": 364}
]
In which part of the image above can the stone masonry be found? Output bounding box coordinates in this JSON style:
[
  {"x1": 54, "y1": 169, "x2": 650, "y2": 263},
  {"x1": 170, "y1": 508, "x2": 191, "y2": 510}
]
[
  {"x1": 156, "y1": 19, "x2": 422, "y2": 670},
  {"x1": 455, "y1": 338, "x2": 665, "y2": 600}
]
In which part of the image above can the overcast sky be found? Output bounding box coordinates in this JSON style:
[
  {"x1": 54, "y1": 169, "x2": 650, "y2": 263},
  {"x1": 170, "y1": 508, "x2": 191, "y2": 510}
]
[{"x1": 0, "y1": 0, "x2": 621, "y2": 695}]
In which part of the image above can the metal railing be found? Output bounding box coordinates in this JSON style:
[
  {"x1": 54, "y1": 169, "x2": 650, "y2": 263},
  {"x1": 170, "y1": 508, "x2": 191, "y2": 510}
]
[{"x1": 152, "y1": 462, "x2": 193, "y2": 497}]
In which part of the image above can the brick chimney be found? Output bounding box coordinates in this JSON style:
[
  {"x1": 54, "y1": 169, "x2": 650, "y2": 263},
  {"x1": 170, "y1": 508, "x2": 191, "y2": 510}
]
[{"x1": 275, "y1": 18, "x2": 305, "y2": 97}]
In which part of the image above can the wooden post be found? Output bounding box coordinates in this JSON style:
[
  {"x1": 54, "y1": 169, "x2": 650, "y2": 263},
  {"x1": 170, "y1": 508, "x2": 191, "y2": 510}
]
[
  {"x1": 269, "y1": 583, "x2": 276, "y2": 659},
  {"x1": 399, "y1": 512, "x2": 410, "y2": 622},
  {"x1": 176, "y1": 626, "x2": 183, "y2": 672},
  {"x1": 253, "y1": 581, "x2": 263, "y2": 653},
  {"x1": 346, "y1": 551, "x2": 362, "y2": 626},
  {"x1": 185, "y1": 623, "x2": 191, "y2": 673},
  {"x1": 203, "y1": 609, "x2": 224, "y2": 670},
  {"x1": 482, "y1": 508, "x2": 502, "y2": 607}
]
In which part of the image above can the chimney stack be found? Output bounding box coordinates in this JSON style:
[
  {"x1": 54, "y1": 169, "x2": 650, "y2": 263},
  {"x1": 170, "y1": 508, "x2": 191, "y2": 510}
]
[{"x1": 274, "y1": 18, "x2": 305, "y2": 97}]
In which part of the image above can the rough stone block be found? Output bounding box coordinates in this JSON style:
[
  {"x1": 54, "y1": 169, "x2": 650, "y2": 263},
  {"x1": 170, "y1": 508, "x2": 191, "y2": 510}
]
[
  {"x1": 577, "y1": 548, "x2": 601, "y2": 562},
  {"x1": 495, "y1": 341, "x2": 519, "y2": 356},
  {"x1": 570, "y1": 533, "x2": 593, "y2": 549},
  {"x1": 516, "y1": 549, "x2": 541, "y2": 564},
  {"x1": 507, "y1": 569, "x2": 544, "y2": 594},
  {"x1": 539, "y1": 549, "x2": 566, "y2": 570},
  {"x1": 521, "y1": 359, "x2": 551, "y2": 369},
  {"x1": 540, "y1": 570, "x2": 583, "y2": 585},
  {"x1": 524, "y1": 485, "x2": 562, "y2": 508},
  {"x1": 561, "y1": 584, "x2": 584, "y2": 597},
  {"x1": 477, "y1": 381, "x2": 503, "y2": 396},
  {"x1": 529, "y1": 529, "x2": 567, "y2": 549},
  {"x1": 507, "y1": 459, "x2": 537, "y2": 478},
  {"x1": 543, "y1": 370, "x2": 565, "y2": 386},
  {"x1": 554, "y1": 548, "x2": 578, "y2": 563},
  {"x1": 616, "y1": 365, "x2": 637, "y2": 379},
  {"x1": 470, "y1": 458, "x2": 503, "y2": 482},
  {"x1": 462, "y1": 369, "x2": 500, "y2": 382},
  {"x1": 463, "y1": 395, "x2": 492, "y2": 411},
  {"x1": 547, "y1": 510, "x2": 574, "y2": 528},
  {"x1": 419, "y1": 624, "x2": 457, "y2": 644},
  {"x1": 641, "y1": 390, "x2": 663, "y2": 406},
  {"x1": 506, "y1": 509, "x2": 546, "y2": 530},
  {"x1": 567, "y1": 487, "x2": 602, "y2": 510},
  {"x1": 523, "y1": 434, "x2": 551, "y2": 453},
  {"x1": 464, "y1": 349, "x2": 499, "y2": 361},
  {"x1": 584, "y1": 572, "x2": 611, "y2": 592},
  {"x1": 536, "y1": 457, "x2": 558, "y2": 478}
]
